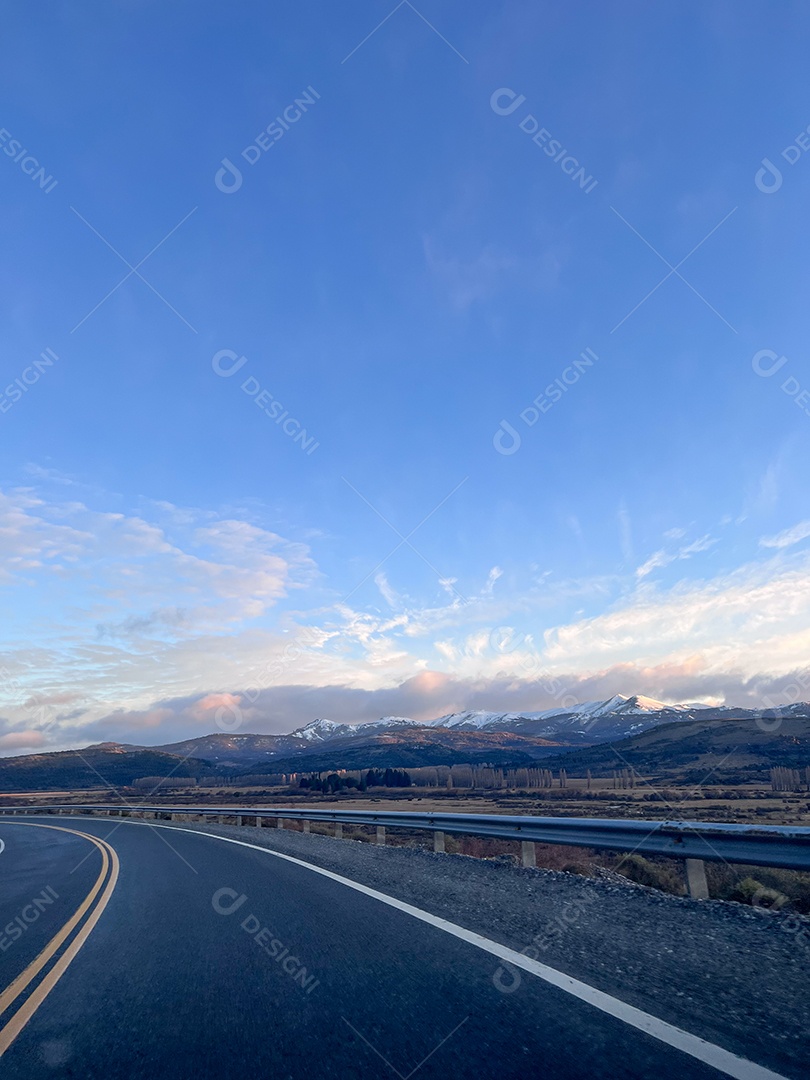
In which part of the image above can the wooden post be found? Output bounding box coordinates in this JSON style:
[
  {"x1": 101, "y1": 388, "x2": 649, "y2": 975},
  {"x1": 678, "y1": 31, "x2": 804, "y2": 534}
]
[
  {"x1": 434, "y1": 830, "x2": 445, "y2": 853},
  {"x1": 685, "y1": 858, "x2": 709, "y2": 899},
  {"x1": 335, "y1": 822, "x2": 343, "y2": 839},
  {"x1": 376, "y1": 825, "x2": 386, "y2": 846},
  {"x1": 302, "y1": 820, "x2": 311, "y2": 833},
  {"x1": 521, "y1": 841, "x2": 537, "y2": 868},
  {"x1": 255, "y1": 816, "x2": 262, "y2": 828},
  {"x1": 277, "y1": 817, "x2": 284, "y2": 829}
]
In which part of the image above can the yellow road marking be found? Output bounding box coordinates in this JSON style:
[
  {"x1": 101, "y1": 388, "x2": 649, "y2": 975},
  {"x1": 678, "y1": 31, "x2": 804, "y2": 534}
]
[
  {"x1": 0, "y1": 826, "x2": 108, "y2": 1021},
  {"x1": 0, "y1": 823, "x2": 120, "y2": 1057}
]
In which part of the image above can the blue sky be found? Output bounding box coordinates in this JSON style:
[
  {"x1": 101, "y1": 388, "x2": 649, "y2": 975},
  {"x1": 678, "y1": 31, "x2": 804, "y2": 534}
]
[{"x1": 2, "y1": 1, "x2": 810, "y2": 751}]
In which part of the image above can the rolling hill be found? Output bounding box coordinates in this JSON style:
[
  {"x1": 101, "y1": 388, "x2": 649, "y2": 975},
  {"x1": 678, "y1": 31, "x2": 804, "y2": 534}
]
[
  {"x1": 529, "y1": 716, "x2": 810, "y2": 784},
  {"x1": 0, "y1": 748, "x2": 213, "y2": 793}
]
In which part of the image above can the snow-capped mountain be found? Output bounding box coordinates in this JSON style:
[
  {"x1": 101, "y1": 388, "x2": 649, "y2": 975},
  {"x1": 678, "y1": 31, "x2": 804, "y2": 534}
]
[
  {"x1": 292, "y1": 718, "x2": 352, "y2": 742},
  {"x1": 280, "y1": 694, "x2": 810, "y2": 750},
  {"x1": 481, "y1": 695, "x2": 701, "y2": 743},
  {"x1": 291, "y1": 716, "x2": 421, "y2": 742},
  {"x1": 427, "y1": 711, "x2": 530, "y2": 730},
  {"x1": 423, "y1": 695, "x2": 691, "y2": 734},
  {"x1": 125, "y1": 695, "x2": 810, "y2": 769}
]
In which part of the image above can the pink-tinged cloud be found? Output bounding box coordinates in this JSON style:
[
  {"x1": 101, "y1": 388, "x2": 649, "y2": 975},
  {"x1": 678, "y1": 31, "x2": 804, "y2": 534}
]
[
  {"x1": 189, "y1": 693, "x2": 244, "y2": 721},
  {"x1": 0, "y1": 730, "x2": 48, "y2": 751},
  {"x1": 60, "y1": 660, "x2": 810, "y2": 749}
]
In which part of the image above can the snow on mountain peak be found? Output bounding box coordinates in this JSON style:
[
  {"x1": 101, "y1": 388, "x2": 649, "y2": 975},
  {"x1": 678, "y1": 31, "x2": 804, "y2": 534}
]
[
  {"x1": 288, "y1": 696, "x2": 706, "y2": 744},
  {"x1": 629, "y1": 694, "x2": 678, "y2": 712},
  {"x1": 370, "y1": 716, "x2": 421, "y2": 728},
  {"x1": 292, "y1": 718, "x2": 344, "y2": 741},
  {"x1": 429, "y1": 711, "x2": 514, "y2": 730},
  {"x1": 599, "y1": 694, "x2": 630, "y2": 711}
]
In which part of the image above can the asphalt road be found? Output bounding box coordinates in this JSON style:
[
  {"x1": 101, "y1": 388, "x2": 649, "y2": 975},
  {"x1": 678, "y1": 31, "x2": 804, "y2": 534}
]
[{"x1": 0, "y1": 815, "x2": 801, "y2": 1080}]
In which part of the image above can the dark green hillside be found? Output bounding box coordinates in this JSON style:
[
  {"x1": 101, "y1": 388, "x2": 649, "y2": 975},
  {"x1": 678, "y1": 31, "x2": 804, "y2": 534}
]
[
  {"x1": 0, "y1": 748, "x2": 214, "y2": 792},
  {"x1": 530, "y1": 717, "x2": 810, "y2": 782},
  {"x1": 240, "y1": 743, "x2": 538, "y2": 774}
]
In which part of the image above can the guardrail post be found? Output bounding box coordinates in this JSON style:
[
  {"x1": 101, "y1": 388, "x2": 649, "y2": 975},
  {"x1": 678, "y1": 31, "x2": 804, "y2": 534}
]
[
  {"x1": 254, "y1": 816, "x2": 262, "y2": 828},
  {"x1": 302, "y1": 820, "x2": 311, "y2": 833},
  {"x1": 434, "y1": 830, "x2": 445, "y2": 853},
  {"x1": 685, "y1": 858, "x2": 709, "y2": 899},
  {"x1": 376, "y1": 826, "x2": 386, "y2": 846},
  {"x1": 277, "y1": 817, "x2": 284, "y2": 829},
  {"x1": 335, "y1": 823, "x2": 343, "y2": 839},
  {"x1": 521, "y1": 841, "x2": 537, "y2": 868}
]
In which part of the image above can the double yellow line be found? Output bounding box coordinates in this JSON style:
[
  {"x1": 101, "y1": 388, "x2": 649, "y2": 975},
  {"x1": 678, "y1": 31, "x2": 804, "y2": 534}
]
[{"x1": 0, "y1": 823, "x2": 119, "y2": 1057}]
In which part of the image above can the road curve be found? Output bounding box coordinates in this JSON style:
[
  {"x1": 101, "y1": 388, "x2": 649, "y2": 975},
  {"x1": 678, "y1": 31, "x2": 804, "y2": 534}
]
[
  {"x1": 0, "y1": 822, "x2": 118, "y2": 1059},
  {"x1": 0, "y1": 815, "x2": 799, "y2": 1080}
]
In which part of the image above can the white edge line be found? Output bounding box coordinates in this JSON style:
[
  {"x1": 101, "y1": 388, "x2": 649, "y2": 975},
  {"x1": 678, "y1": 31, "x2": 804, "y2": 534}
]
[{"x1": 36, "y1": 818, "x2": 789, "y2": 1080}]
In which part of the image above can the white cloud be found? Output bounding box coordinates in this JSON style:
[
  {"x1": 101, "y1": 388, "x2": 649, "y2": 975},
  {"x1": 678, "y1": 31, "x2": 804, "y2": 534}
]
[
  {"x1": 635, "y1": 549, "x2": 674, "y2": 579},
  {"x1": 483, "y1": 566, "x2": 503, "y2": 595},
  {"x1": 374, "y1": 571, "x2": 399, "y2": 608},
  {"x1": 546, "y1": 550, "x2": 810, "y2": 680},
  {"x1": 760, "y1": 520, "x2": 810, "y2": 550},
  {"x1": 438, "y1": 577, "x2": 459, "y2": 598},
  {"x1": 4, "y1": 480, "x2": 810, "y2": 752},
  {"x1": 679, "y1": 535, "x2": 717, "y2": 556},
  {"x1": 636, "y1": 534, "x2": 717, "y2": 579}
]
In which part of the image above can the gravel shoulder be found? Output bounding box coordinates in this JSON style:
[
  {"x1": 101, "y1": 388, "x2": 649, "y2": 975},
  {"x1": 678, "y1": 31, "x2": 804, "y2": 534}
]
[{"x1": 139, "y1": 817, "x2": 809, "y2": 1079}]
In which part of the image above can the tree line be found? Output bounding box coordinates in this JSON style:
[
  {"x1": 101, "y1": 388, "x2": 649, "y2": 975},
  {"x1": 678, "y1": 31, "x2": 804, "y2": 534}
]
[{"x1": 299, "y1": 768, "x2": 412, "y2": 793}]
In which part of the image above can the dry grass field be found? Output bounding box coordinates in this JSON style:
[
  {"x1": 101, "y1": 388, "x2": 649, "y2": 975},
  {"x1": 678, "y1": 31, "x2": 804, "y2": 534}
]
[
  {"x1": 4, "y1": 777, "x2": 809, "y2": 824},
  {"x1": 5, "y1": 779, "x2": 809, "y2": 911}
]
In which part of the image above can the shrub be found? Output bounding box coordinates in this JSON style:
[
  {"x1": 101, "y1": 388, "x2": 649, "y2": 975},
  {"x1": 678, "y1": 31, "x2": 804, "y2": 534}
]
[
  {"x1": 611, "y1": 853, "x2": 685, "y2": 895},
  {"x1": 725, "y1": 877, "x2": 766, "y2": 904}
]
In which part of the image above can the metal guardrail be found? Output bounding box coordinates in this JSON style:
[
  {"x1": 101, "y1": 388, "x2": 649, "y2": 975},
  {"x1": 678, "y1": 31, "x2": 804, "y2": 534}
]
[{"x1": 2, "y1": 804, "x2": 809, "y2": 875}]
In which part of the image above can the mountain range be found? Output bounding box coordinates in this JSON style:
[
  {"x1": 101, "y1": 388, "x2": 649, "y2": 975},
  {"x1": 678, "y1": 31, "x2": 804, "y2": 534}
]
[
  {"x1": 92, "y1": 693, "x2": 810, "y2": 769},
  {"x1": 117, "y1": 693, "x2": 810, "y2": 757},
  {"x1": 2, "y1": 694, "x2": 808, "y2": 791}
]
